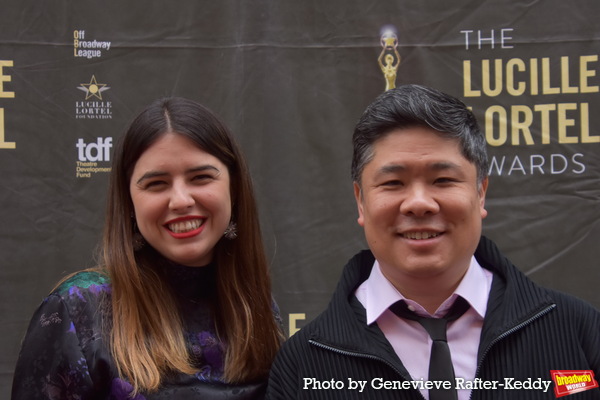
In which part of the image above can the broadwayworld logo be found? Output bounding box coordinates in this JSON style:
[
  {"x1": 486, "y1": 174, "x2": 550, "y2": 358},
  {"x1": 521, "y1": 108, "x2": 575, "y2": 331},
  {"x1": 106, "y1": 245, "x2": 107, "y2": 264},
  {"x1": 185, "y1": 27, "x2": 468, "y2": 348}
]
[{"x1": 551, "y1": 370, "x2": 599, "y2": 397}]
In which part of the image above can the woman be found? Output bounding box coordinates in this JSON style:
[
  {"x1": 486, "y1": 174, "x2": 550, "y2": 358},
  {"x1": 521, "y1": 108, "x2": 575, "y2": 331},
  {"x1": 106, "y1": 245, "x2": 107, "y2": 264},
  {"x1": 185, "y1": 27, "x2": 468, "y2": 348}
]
[{"x1": 12, "y1": 97, "x2": 283, "y2": 399}]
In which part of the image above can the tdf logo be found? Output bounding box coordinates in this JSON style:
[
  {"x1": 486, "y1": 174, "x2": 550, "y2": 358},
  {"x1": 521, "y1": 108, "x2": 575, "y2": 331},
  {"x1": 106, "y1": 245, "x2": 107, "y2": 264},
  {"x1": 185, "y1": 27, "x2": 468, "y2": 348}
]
[{"x1": 76, "y1": 137, "x2": 112, "y2": 162}]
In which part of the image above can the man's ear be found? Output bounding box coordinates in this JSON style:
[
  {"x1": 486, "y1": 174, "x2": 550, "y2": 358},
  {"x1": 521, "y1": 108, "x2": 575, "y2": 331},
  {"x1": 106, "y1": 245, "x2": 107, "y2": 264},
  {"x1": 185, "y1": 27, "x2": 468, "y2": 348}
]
[
  {"x1": 353, "y1": 182, "x2": 365, "y2": 227},
  {"x1": 479, "y1": 176, "x2": 489, "y2": 219}
]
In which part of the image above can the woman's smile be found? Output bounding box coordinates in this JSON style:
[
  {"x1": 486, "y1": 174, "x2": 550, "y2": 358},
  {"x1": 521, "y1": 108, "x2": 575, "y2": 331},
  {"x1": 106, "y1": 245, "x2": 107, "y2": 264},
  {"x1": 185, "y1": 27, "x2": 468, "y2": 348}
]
[
  {"x1": 130, "y1": 133, "x2": 232, "y2": 266},
  {"x1": 165, "y1": 216, "x2": 206, "y2": 237}
]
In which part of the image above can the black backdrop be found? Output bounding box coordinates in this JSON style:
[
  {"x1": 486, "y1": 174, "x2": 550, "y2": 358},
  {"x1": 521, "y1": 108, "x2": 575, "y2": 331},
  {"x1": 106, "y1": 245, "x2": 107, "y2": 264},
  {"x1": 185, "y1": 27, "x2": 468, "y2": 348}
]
[{"x1": 1, "y1": 0, "x2": 599, "y2": 396}]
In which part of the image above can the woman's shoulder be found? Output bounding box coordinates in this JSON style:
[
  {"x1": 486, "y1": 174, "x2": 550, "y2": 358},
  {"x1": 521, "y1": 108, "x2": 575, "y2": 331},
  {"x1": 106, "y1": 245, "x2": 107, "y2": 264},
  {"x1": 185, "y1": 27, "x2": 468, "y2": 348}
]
[
  {"x1": 26, "y1": 270, "x2": 111, "y2": 342},
  {"x1": 52, "y1": 269, "x2": 111, "y2": 300}
]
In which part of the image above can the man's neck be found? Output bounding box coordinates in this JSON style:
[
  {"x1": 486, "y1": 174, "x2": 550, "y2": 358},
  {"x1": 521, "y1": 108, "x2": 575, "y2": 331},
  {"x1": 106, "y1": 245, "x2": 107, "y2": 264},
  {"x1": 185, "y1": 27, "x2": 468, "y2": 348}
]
[{"x1": 383, "y1": 268, "x2": 469, "y2": 314}]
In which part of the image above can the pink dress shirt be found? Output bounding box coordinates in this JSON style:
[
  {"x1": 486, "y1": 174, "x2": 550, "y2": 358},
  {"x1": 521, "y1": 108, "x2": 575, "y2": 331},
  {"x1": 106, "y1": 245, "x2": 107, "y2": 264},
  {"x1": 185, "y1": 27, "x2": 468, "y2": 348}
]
[{"x1": 355, "y1": 257, "x2": 493, "y2": 400}]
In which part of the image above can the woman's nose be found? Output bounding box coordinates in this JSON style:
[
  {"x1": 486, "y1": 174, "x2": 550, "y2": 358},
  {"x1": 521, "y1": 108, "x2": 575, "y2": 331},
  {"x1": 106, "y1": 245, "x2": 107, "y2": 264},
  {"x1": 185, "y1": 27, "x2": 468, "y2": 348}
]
[{"x1": 169, "y1": 184, "x2": 194, "y2": 211}]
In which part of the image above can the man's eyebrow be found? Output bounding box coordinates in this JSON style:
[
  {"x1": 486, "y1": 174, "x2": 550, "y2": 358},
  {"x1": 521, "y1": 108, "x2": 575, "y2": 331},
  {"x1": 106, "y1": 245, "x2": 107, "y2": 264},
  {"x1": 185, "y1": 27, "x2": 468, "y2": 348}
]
[
  {"x1": 135, "y1": 165, "x2": 220, "y2": 185},
  {"x1": 376, "y1": 161, "x2": 462, "y2": 175},
  {"x1": 377, "y1": 163, "x2": 406, "y2": 175},
  {"x1": 429, "y1": 161, "x2": 462, "y2": 171}
]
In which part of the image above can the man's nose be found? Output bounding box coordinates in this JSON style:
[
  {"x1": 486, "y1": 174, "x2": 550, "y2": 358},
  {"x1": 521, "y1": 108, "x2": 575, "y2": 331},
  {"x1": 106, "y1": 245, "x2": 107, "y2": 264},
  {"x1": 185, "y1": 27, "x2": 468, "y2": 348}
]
[{"x1": 399, "y1": 185, "x2": 439, "y2": 216}]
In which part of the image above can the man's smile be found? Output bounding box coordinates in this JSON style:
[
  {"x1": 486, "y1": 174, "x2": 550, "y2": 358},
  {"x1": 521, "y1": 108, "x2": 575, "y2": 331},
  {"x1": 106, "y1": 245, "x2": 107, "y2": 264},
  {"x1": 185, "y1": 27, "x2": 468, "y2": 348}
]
[{"x1": 400, "y1": 231, "x2": 442, "y2": 240}]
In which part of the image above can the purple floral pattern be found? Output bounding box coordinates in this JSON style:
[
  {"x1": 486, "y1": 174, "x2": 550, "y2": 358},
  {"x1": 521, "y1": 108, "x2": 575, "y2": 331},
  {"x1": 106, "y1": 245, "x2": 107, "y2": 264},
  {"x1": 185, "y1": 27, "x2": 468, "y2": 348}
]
[
  {"x1": 190, "y1": 331, "x2": 225, "y2": 381},
  {"x1": 12, "y1": 269, "x2": 270, "y2": 399}
]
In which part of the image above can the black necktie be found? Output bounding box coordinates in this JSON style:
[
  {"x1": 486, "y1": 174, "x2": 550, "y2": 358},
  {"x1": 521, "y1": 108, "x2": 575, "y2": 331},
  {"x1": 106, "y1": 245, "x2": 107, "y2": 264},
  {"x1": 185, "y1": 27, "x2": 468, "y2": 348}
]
[{"x1": 389, "y1": 296, "x2": 470, "y2": 400}]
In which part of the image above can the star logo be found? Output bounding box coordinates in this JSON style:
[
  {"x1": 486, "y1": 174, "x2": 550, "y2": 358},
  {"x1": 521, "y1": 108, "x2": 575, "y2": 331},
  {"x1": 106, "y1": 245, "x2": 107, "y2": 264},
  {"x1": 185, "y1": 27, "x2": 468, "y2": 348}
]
[{"x1": 77, "y1": 75, "x2": 110, "y2": 100}]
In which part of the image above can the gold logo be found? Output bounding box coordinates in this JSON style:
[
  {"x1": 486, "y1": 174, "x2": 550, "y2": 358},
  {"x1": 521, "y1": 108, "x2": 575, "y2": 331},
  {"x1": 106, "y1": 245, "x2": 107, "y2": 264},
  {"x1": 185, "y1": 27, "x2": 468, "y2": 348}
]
[
  {"x1": 379, "y1": 27, "x2": 401, "y2": 91},
  {"x1": 77, "y1": 75, "x2": 110, "y2": 100}
]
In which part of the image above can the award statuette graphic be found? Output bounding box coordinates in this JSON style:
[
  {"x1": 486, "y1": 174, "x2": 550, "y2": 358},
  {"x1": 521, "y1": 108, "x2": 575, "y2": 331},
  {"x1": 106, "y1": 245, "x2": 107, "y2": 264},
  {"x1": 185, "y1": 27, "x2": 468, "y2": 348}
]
[{"x1": 378, "y1": 28, "x2": 401, "y2": 91}]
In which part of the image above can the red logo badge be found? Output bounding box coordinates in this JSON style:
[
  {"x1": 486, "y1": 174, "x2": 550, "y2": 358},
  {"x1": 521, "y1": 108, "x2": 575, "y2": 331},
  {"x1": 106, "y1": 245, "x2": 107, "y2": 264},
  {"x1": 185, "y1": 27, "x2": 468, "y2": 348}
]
[{"x1": 551, "y1": 370, "x2": 599, "y2": 397}]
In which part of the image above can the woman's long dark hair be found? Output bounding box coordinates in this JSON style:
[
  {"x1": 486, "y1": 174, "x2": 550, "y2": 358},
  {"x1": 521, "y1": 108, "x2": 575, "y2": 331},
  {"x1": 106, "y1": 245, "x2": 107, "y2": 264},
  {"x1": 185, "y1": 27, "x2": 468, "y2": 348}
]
[{"x1": 102, "y1": 97, "x2": 282, "y2": 393}]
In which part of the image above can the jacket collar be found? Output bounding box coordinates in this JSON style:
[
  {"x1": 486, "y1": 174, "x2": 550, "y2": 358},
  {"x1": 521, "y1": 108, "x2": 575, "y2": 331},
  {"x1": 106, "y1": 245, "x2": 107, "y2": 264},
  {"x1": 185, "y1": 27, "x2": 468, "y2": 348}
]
[
  {"x1": 308, "y1": 249, "x2": 412, "y2": 378},
  {"x1": 308, "y1": 236, "x2": 556, "y2": 374},
  {"x1": 474, "y1": 237, "x2": 556, "y2": 362}
]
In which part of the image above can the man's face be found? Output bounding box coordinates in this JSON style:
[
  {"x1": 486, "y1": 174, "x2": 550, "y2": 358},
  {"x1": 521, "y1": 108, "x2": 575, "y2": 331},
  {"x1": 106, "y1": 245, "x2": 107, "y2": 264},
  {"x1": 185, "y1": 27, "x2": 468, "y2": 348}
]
[{"x1": 354, "y1": 126, "x2": 488, "y2": 288}]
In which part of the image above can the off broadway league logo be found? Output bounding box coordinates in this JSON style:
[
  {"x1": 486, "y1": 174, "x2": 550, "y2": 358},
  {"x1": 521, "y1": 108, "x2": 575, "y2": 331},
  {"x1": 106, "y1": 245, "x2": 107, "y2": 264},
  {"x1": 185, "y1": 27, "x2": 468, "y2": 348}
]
[
  {"x1": 77, "y1": 75, "x2": 110, "y2": 100},
  {"x1": 551, "y1": 370, "x2": 598, "y2": 397}
]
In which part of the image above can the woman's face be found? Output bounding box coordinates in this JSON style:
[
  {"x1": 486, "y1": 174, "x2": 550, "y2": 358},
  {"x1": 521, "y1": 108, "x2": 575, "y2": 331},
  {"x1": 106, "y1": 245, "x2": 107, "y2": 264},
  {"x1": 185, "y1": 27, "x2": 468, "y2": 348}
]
[{"x1": 129, "y1": 132, "x2": 232, "y2": 266}]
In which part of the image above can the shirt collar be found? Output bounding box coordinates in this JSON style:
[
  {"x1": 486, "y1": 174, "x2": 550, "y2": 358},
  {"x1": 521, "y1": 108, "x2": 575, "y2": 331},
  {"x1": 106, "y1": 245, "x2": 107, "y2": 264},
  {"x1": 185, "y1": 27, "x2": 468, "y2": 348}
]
[{"x1": 361, "y1": 257, "x2": 491, "y2": 325}]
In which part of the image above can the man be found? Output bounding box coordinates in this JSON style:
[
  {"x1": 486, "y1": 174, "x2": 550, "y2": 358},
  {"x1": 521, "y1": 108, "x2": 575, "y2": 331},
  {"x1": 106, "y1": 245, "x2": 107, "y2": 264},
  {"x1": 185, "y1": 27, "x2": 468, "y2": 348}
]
[{"x1": 267, "y1": 84, "x2": 600, "y2": 399}]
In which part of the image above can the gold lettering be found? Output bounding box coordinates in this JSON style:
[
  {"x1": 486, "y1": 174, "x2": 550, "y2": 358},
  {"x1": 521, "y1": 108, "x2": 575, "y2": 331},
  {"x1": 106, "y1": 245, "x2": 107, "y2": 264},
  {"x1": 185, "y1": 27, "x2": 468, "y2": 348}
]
[
  {"x1": 534, "y1": 104, "x2": 556, "y2": 144},
  {"x1": 288, "y1": 313, "x2": 306, "y2": 337},
  {"x1": 580, "y1": 103, "x2": 600, "y2": 143},
  {"x1": 482, "y1": 59, "x2": 503, "y2": 97},
  {"x1": 580, "y1": 55, "x2": 599, "y2": 93},
  {"x1": 464, "y1": 56, "x2": 599, "y2": 96},
  {"x1": 558, "y1": 103, "x2": 579, "y2": 144},
  {"x1": 506, "y1": 58, "x2": 526, "y2": 96},
  {"x1": 511, "y1": 105, "x2": 535, "y2": 145},
  {"x1": 0, "y1": 108, "x2": 16, "y2": 149},
  {"x1": 483, "y1": 103, "x2": 593, "y2": 146},
  {"x1": 560, "y1": 56, "x2": 579, "y2": 94},
  {"x1": 485, "y1": 105, "x2": 508, "y2": 146},
  {"x1": 530, "y1": 58, "x2": 539, "y2": 95},
  {"x1": 541, "y1": 58, "x2": 560, "y2": 95},
  {"x1": 463, "y1": 60, "x2": 481, "y2": 97},
  {"x1": 0, "y1": 60, "x2": 15, "y2": 98}
]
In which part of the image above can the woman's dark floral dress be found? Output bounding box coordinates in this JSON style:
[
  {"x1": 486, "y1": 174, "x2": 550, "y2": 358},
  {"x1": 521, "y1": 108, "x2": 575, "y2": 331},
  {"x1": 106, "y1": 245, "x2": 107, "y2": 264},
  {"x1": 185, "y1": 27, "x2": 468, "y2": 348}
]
[{"x1": 12, "y1": 263, "x2": 269, "y2": 399}]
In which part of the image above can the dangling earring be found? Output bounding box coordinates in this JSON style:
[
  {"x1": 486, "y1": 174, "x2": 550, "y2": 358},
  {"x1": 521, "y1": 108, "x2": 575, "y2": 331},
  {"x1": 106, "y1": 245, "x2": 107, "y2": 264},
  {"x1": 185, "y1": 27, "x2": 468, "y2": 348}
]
[
  {"x1": 224, "y1": 221, "x2": 238, "y2": 240},
  {"x1": 132, "y1": 217, "x2": 145, "y2": 251},
  {"x1": 133, "y1": 232, "x2": 145, "y2": 251}
]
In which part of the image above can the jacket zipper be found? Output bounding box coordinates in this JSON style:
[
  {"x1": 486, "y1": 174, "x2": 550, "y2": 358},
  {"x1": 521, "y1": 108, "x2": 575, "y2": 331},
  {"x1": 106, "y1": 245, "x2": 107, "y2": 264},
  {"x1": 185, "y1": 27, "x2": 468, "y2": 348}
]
[
  {"x1": 309, "y1": 303, "x2": 556, "y2": 400},
  {"x1": 308, "y1": 339, "x2": 427, "y2": 400},
  {"x1": 467, "y1": 303, "x2": 556, "y2": 400}
]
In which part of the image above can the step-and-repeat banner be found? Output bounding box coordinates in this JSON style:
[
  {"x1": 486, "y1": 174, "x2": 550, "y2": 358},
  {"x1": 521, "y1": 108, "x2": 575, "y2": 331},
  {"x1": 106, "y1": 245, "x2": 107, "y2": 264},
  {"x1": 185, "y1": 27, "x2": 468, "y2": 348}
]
[{"x1": 1, "y1": 0, "x2": 599, "y2": 394}]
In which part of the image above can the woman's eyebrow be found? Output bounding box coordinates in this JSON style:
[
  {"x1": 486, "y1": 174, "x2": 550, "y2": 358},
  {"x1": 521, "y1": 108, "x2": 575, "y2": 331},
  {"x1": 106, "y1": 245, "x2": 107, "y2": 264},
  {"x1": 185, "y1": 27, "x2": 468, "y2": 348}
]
[
  {"x1": 135, "y1": 165, "x2": 220, "y2": 185},
  {"x1": 136, "y1": 170, "x2": 168, "y2": 185},
  {"x1": 187, "y1": 165, "x2": 220, "y2": 174}
]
